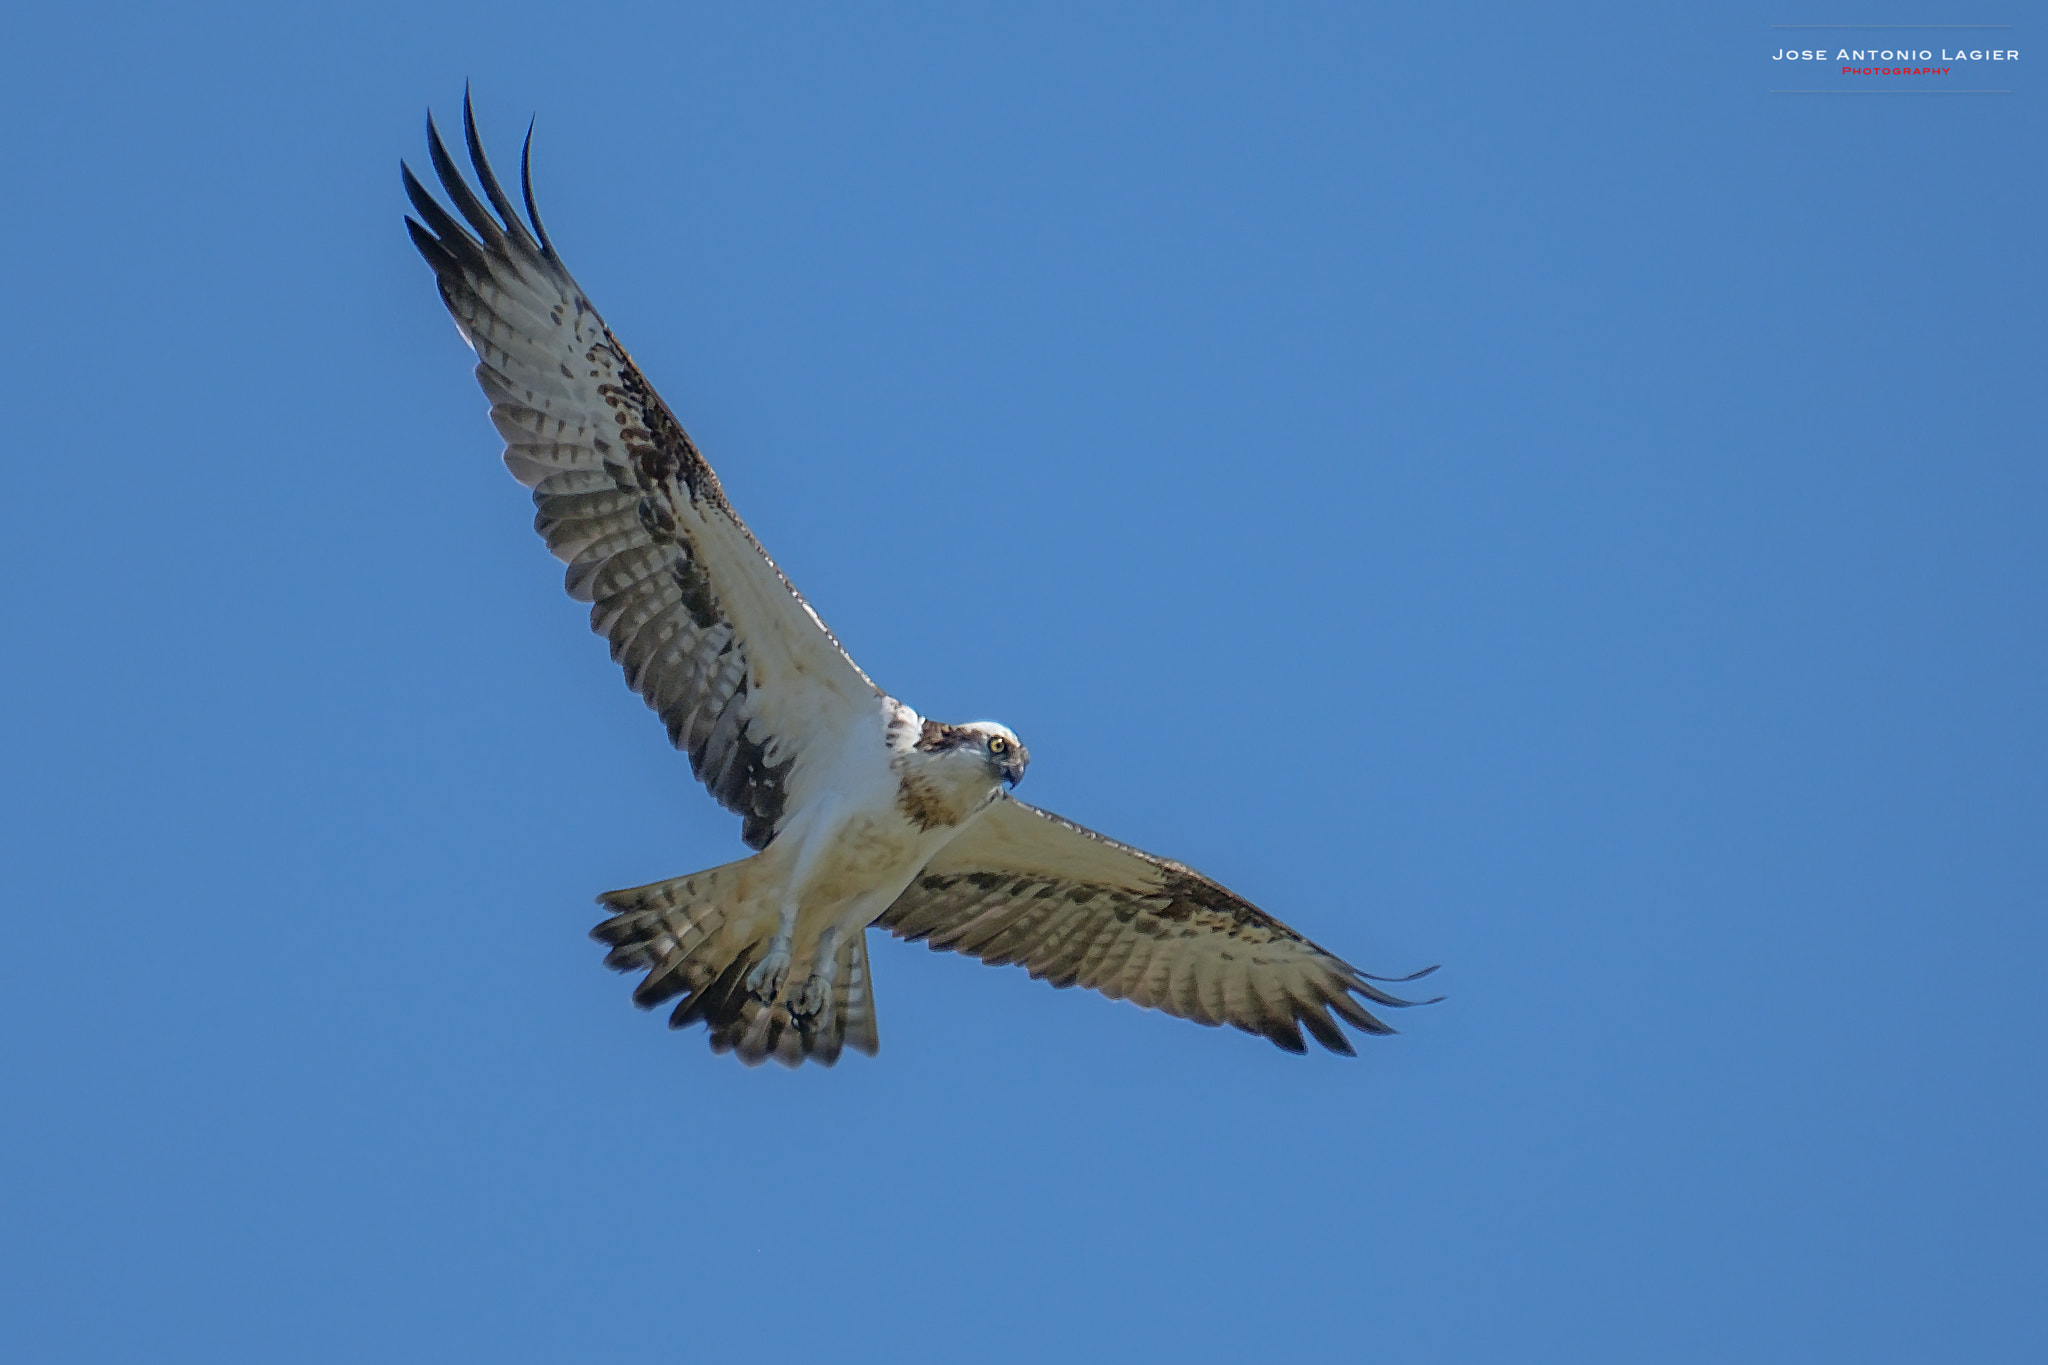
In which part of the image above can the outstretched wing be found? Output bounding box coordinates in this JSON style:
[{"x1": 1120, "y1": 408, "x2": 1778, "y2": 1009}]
[
  {"x1": 876, "y1": 797, "x2": 1435, "y2": 1054},
  {"x1": 404, "y1": 97, "x2": 880, "y2": 849}
]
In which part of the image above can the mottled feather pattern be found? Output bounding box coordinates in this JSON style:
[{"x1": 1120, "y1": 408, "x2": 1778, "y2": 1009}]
[
  {"x1": 878, "y1": 797, "x2": 1434, "y2": 1054},
  {"x1": 404, "y1": 98, "x2": 878, "y2": 851},
  {"x1": 590, "y1": 872, "x2": 880, "y2": 1068},
  {"x1": 718, "y1": 936, "x2": 875, "y2": 1068},
  {"x1": 409, "y1": 99, "x2": 1430, "y2": 1067}
]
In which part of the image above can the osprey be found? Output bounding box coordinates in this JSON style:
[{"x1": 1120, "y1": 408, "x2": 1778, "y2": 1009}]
[{"x1": 404, "y1": 98, "x2": 1433, "y2": 1068}]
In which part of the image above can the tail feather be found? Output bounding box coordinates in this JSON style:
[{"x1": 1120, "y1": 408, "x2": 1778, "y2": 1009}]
[
  {"x1": 720, "y1": 933, "x2": 878, "y2": 1068},
  {"x1": 672, "y1": 944, "x2": 757, "y2": 1031},
  {"x1": 786, "y1": 934, "x2": 878, "y2": 1068},
  {"x1": 591, "y1": 867, "x2": 881, "y2": 1069},
  {"x1": 840, "y1": 932, "x2": 880, "y2": 1059}
]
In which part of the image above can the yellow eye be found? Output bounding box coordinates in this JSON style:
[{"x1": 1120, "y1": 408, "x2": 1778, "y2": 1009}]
[{"x1": 988, "y1": 736, "x2": 1008, "y2": 754}]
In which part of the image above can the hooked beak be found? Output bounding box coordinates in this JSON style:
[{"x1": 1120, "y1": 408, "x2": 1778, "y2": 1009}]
[{"x1": 1002, "y1": 746, "x2": 1030, "y2": 789}]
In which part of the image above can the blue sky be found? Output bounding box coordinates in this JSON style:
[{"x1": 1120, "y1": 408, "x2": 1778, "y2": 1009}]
[{"x1": 1, "y1": 3, "x2": 2041, "y2": 1361}]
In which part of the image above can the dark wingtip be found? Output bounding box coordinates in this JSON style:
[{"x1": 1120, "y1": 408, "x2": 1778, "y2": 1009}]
[
  {"x1": 1261, "y1": 1015, "x2": 1309, "y2": 1054},
  {"x1": 461, "y1": 87, "x2": 543, "y2": 256},
  {"x1": 399, "y1": 158, "x2": 435, "y2": 219},
  {"x1": 401, "y1": 160, "x2": 489, "y2": 279},
  {"x1": 520, "y1": 118, "x2": 556, "y2": 256},
  {"x1": 1358, "y1": 963, "x2": 1441, "y2": 984},
  {"x1": 404, "y1": 215, "x2": 460, "y2": 277},
  {"x1": 1344, "y1": 962, "x2": 1444, "y2": 1011},
  {"x1": 1297, "y1": 1005, "x2": 1356, "y2": 1056},
  {"x1": 1352, "y1": 986, "x2": 1437, "y2": 1011},
  {"x1": 424, "y1": 110, "x2": 508, "y2": 250}
]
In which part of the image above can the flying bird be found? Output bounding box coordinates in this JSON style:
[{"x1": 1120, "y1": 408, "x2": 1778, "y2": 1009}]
[{"x1": 403, "y1": 97, "x2": 1434, "y2": 1068}]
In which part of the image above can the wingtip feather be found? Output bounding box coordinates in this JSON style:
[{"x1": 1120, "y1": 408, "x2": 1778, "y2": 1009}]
[
  {"x1": 520, "y1": 119, "x2": 556, "y2": 255},
  {"x1": 426, "y1": 110, "x2": 507, "y2": 250},
  {"x1": 404, "y1": 215, "x2": 461, "y2": 277},
  {"x1": 462, "y1": 88, "x2": 544, "y2": 256},
  {"x1": 1357, "y1": 963, "x2": 1441, "y2": 984}
]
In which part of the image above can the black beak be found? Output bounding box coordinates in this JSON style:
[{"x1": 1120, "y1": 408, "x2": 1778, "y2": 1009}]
[{"x1": 1002, "y1": 747, "x2": 1029, "y2": 788}]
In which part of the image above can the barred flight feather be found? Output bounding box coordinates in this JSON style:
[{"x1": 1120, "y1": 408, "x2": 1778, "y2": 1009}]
[
  {"x1": 410, "y1": 96, "x2": 1431, "y2": 1069},
  {"x1": 403, "y1": 94, "x2": 878, "y2": 853},
  {"x1": 877, "y1": 796, "x2": 1437, "y2": 1056}
]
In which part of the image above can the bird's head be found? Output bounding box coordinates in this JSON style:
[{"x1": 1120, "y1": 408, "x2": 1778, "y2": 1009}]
[
  {"x1": 974, "y1": 722, "x2": 1030, "y2": 790},
  {"x1": 918, "y1": 719, "x2": 1030, "y2": 790}
]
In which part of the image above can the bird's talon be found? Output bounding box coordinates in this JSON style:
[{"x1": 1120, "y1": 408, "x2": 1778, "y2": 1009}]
[
  {"x1": 791, "y1": 970, "x2": 833, "y2": 1020},
  {"x1": 746, "y1": 945, "x2": 793, "y2": 1000}
]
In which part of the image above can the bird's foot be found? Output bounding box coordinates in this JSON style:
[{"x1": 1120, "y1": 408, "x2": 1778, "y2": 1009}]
[
  {"x1": 746, "y1": 940, "x2": 793, "y2": 1001},
  {"x1": 790, "y1": 967, "x2": 834, "y2": 1021}
]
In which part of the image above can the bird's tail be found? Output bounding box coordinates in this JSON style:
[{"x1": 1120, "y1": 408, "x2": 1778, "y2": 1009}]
[{"x1": 591, "y1": 867, "x2": 880, "y2": 1069}]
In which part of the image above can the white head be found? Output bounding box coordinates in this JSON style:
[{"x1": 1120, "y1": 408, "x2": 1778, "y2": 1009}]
[{"x1": 913, "y1": 719, "x2": 1030, "y2": 789}]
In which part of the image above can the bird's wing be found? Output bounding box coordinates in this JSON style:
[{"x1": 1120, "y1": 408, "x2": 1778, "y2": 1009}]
[
  {"x1": 404, "y1": 99, "x2": 880, "y2": 849},
  {"x1": 876, "y1": 796, "x2": 1435, "y2": 1053}
]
